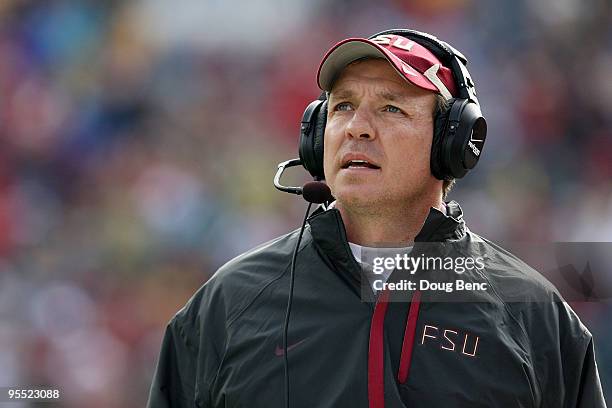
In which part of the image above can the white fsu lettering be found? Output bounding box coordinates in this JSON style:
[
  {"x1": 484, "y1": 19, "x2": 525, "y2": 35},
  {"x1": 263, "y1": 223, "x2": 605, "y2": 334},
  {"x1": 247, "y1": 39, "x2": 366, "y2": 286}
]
[
  {"x1": 391, "y1": 37, "x2": 414, "y2": 51},
  {"x1": 371, "y1": 34, "x2": 394, "y2": 46},
  {"x1": 421, "y1": 325, "x2": 438, "y2": 344},
  {"x1": 371, "y1": 35, "x2": 415, "y2": 51},
  {"x1": 462, "y1": 332, "x2": 479, "y2": 357},
  {"x1": 441, "y1": 329, "x2": 458, "y2": 351},
  {"x1": 421, "y1": 324, "x2": 479, "y2": 357}
]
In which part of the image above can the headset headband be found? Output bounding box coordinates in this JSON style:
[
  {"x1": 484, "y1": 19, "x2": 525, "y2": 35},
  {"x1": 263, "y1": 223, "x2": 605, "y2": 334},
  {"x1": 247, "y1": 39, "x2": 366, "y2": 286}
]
[{"x1": 368, "y1": 29, "x2": 479, "y2": 104}]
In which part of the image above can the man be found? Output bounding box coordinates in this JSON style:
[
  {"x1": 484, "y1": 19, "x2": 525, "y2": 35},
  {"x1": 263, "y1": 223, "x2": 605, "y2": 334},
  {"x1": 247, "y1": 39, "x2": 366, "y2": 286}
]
[{"x1": 147, "y1": 29, "x2": 607, "y2": 407}]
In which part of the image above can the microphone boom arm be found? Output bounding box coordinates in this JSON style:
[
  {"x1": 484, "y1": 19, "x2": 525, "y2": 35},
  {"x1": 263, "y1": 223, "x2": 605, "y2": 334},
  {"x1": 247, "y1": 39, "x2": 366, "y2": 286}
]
[{"x1": 274, "y1": 158, "x2": 304, "y2": 196}]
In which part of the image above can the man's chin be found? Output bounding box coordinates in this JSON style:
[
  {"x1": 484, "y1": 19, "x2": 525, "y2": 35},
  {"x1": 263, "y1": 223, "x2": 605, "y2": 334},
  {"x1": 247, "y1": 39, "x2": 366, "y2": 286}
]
[{"x1": 332, "y1": 187, "x2": 383, "y2": 209}]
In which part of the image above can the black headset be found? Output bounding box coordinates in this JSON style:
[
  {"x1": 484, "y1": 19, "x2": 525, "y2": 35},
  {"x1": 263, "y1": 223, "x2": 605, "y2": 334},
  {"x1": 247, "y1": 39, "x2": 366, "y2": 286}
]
[{"x1": 298, "y1": 29, "x2": 487, "y2": 182}]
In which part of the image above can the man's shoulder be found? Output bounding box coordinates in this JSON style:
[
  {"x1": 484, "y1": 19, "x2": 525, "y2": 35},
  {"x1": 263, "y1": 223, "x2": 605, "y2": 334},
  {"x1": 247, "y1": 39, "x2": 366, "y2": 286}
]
[
  {"x1": 466, "y1": 231, "x2": 561, "y2": 302},
  {"x1": 172, "y1": 226, "x2": 309, "y2": 327},
  {"x1": 212, "y1": 225, "x2": 309, "y2": 284},
  {"x1": 464, "y1": 232, "x2": 591, "y2": 348},
  {"x1": 468, "y1": 231, "x2": 590, "y2": 336}
]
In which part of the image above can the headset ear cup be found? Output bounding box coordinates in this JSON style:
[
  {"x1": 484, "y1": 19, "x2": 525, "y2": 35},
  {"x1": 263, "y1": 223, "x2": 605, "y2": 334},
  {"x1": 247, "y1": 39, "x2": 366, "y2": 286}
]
[
  {"x1": 441, "y1": 98, "x2": 469, "y2": 179},
  {"x1": 311, "y1": 100, "x2": 327, "y2": 179},
  {"x1": 441, "y1": 99, "x2": 487, "y2": 179},
  {"x1": 449, "y1": 101, "x2": 486, "y2": 178},
  {"x1": 299, "y1": 99, "x2": 327, "y2": 179},
  {"x1": 431, "y1": 99, "x2": 453, "y2": 181}
]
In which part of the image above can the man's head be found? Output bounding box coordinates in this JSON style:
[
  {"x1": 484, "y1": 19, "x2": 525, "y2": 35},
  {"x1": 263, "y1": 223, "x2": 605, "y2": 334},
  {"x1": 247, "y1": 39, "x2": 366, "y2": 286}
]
[
  {"x1": 323, "y1": 58, "x2": 443, "y2": 211},
  {"x1": 317, "y1": 33, "x2": 460, "y2": 211}
]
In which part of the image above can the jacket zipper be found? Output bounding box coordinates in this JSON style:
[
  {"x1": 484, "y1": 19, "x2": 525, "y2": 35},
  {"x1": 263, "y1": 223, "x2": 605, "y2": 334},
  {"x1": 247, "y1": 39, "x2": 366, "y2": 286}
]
[
  {"x1": 368, "y1": 289, "x2": 390, "y2": 408},
  {"x1": 368, "y1": 289, "x2": 423, "y2": 407},
  {"x1": 398, "y1": 290, "x2": 422, "y2": 384}
]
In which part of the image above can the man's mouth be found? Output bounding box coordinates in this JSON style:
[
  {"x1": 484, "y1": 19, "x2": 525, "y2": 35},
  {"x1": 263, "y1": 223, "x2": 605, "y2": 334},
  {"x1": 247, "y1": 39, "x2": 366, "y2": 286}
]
[{"x1": 341, "y1": 159, "x2": 381, "y2": 170}]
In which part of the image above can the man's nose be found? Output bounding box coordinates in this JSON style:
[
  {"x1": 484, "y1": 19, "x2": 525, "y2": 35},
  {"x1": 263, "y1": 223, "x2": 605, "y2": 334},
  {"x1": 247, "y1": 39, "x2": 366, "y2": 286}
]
[{"x1": 345, "y1": 107, "x2": 376, "y2": 140}]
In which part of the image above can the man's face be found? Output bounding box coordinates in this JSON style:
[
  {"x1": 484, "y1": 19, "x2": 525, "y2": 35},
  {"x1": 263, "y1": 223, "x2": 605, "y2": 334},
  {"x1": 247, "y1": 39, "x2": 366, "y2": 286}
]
[{"x1": 323, "y1": 58, "x2": 440, "y2": 211}]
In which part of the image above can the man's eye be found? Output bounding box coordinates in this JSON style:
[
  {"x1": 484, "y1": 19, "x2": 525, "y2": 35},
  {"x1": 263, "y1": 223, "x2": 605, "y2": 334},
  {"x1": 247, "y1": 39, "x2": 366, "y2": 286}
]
[
  {"x1": 384, "y1": 105, "x2": 402, "y2": 113},
  {"x1": 334, "y1": 102, "x2": 353, "y2": 111}
]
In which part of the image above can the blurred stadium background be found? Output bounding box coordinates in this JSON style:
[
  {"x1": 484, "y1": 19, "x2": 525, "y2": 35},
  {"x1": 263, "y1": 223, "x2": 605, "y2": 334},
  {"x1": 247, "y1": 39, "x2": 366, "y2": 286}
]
[{"x1": 0, "y1": 0, "x2": 610, "y2": 406}]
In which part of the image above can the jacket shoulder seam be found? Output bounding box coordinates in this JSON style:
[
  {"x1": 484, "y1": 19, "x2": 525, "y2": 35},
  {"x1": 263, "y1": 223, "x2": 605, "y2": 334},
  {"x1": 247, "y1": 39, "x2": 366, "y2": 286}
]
[
  {"x1": 225, "y1": 262, "x2": 289, "y2": 328},
  {"x1": 225, "y1": 240, "x2": 307, "y2": 328}
]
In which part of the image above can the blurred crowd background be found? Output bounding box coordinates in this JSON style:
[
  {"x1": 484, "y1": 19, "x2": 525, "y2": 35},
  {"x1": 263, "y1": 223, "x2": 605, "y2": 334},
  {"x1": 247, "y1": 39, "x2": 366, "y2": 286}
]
[{"x1": 0, "y1": 0, "x2": 610, "y2": 406}]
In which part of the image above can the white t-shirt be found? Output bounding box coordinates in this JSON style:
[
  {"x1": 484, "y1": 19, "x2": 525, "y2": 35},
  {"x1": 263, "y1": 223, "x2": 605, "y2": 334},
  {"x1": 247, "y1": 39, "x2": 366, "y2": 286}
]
[
  {"x1": 348, "y1": 242, "x2": 413, "y2": 293},
  {"x1": 328, "y1": 200, "x2": 447, "y2": 292}
]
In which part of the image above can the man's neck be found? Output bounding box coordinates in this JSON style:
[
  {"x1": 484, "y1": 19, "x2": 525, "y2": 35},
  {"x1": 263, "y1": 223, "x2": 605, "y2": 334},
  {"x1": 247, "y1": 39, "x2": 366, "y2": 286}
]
[{"x1": 336, "y1": 197, "x2": 445, "y2": 247}]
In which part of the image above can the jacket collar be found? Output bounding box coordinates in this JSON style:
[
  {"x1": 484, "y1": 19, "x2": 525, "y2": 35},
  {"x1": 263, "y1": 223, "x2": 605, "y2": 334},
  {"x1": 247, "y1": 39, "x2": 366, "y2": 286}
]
[
  {"x1": 309, "y1": 200, "x2": 466, "y2": 245},
  {"x1": 414, "y1": 200, "x2": 465, "y2": 242},
  {"x1": 307, "y1": 201, "x2": 467, "y2": 287}
]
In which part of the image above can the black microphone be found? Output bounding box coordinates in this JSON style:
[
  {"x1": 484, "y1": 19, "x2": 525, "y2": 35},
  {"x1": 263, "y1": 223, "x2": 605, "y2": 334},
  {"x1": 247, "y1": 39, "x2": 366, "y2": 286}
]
[{"x1": 302, "y1": 181, "x2": 333, "y2": 204}]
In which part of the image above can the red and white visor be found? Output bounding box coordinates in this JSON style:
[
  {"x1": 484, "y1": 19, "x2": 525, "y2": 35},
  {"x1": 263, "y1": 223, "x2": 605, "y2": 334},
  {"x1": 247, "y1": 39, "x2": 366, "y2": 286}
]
[{"x1": 317, "y1": 34, "x2": 458, "y2": 100}]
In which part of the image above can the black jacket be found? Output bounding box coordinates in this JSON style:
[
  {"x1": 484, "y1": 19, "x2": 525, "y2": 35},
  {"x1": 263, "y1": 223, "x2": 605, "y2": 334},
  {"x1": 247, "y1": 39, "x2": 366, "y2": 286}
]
[{"x1": 147, "y1": 202, "x2": 607, "y2": 407}]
